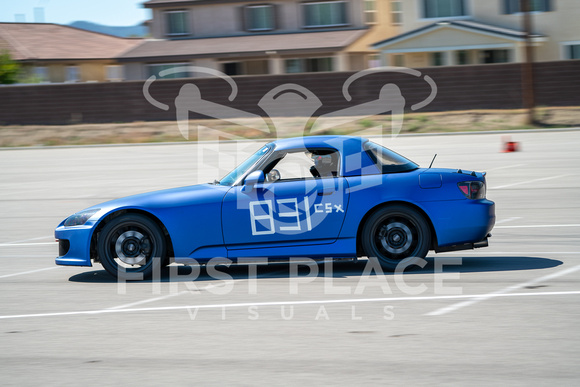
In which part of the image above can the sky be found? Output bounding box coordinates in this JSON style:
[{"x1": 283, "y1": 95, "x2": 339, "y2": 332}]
[{"x1": 0, "y1": 0, "x2": 150, "y2": 26}]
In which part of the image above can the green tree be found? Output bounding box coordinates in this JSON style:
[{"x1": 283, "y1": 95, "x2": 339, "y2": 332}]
[{"x1": 0, "y1": 50, "x2": 20, "y2": 84}]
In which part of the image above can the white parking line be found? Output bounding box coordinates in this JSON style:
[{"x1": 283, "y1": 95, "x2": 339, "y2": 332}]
[
  {"x1": 1, "y1": 290, "x2": 579, "y2": 320},
  {"x1": 0, "y1": 242, "x2": 58, "y2": 247},
  {"x1": 0, "y1": 236, "x2": 54, "y2": 244},
  {"x1": 107, "y1": 290, "x2": 191, "y2": 310},
  {"x1": 443, "y1": 251, "x2": 580, "y2": 255},
  {"x1": 426, "y1": 263, "x2": 580, "y2": 316},
  {"x1": 494, "y1": 217, "x2": 522, "y2": 225},
  {"x1": 0, "y1": 267, "x2": 60, "y2": 279},
  {"x1": 107, "y1": 282, "x2": 235, "y2": 310},
  {"x1": 486, "y1": 163, "x2": 526, "y2": 172},
  {"x1": 495, "y1": 224, "x2": 580, "y2": 229},
  {"x1": 106, "y1": 265, "x2": 299, "y2": 310},
  {"x1": 490, "y1": 174, "x2": 570, "y2": 190}
]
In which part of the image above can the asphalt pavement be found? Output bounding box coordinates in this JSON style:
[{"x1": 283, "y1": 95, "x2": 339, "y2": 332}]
[{"x1": 1, "y1": 130, "x2": 579, "y2": 386}]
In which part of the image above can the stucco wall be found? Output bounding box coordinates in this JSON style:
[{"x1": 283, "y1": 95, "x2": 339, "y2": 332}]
[{"x1": 397, "y1": 0, "x2": 580, "y2": 62}]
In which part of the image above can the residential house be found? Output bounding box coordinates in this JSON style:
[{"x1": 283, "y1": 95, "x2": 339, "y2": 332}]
[
  {"x1": 373, "y1": 0, "x2": 580, "y2": 67},
  {"x1": 119, "y1": 0, "x2": 402, "y2": 79},
  {"x1": 0, "y1": 22, "x2": 142, "y2": 83}
]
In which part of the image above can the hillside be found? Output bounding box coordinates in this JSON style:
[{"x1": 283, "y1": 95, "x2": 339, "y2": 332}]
[{"x1": 69, "y1": 20, "x2": 148, "y2": 37}]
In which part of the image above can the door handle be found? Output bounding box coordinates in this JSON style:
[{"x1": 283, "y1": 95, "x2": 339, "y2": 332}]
[{"x1": 318, "y1": 191, "x2": 334, "y2": 196}]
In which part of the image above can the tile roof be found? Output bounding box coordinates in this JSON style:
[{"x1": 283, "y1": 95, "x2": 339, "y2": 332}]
[
  {"x1": 0, "y1": 23, "x2": 143, "y2": 61},
  {"x1": 143, "y1": 0, "x2": 246, "y2": 8},
  {"x1": 118, "y1": 29, "x2": 368, "y2": 61},
  {"x1": 373, "y1": 19, "x2": 546, "y2": 48}
]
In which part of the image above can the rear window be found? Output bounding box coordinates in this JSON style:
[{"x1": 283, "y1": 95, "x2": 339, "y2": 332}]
[{"x1": 364, "y1": 141, "x2": 419, "y2": 173}]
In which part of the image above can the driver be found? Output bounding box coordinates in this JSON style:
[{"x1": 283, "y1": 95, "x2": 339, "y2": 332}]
[{"x1": 310, "y1": 152, "x2": 337, "y2": 178}]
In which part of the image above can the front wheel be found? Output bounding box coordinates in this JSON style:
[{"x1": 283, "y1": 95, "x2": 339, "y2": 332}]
[
  {"x1": 97, "y1": 214, "x2": 167, "y2": 280},
  {"x1": 361, "y1": 205, "x2": 431, "y2": 271}
]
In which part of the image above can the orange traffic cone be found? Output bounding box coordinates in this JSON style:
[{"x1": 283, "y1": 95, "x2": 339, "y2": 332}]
[{"x1": 501, "y1": 136, "x2": 520, "y2": 153}]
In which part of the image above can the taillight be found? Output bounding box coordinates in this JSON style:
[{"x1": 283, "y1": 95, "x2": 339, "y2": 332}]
[{"x1": 458, "y1": 181, "x2": 486, "y2": 199}]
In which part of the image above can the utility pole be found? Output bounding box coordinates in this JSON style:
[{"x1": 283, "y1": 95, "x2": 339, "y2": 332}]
[{"x1": 521, "y1": 0, "x2": 535, "y2": 125}]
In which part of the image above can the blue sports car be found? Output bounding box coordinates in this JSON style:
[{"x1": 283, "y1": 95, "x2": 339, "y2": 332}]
[{"x1": 55, "y1": 136, "x2": 495, "y2": 280}]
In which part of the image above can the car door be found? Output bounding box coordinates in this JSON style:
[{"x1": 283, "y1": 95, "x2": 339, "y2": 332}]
[{"x1": 221, "y1": 149, "x2": 349, "y2": 257}]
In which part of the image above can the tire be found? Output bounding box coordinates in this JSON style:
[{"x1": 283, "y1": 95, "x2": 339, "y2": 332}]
[
  {"x1": 97, "y1": 214, "x2": 167, "y2": 280},
  {"x1": 361, "y1": 205, "x2": 431, "y2": 271}
]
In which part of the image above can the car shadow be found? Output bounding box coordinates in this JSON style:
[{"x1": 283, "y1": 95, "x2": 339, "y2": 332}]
[{"x1": 68, "y1": 256, "x2": 563, "y2": 284}]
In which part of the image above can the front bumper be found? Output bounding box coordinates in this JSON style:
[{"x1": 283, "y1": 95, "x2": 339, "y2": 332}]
[{"x1": 54, "y1": 225, "x2": 93, "y2": 267}]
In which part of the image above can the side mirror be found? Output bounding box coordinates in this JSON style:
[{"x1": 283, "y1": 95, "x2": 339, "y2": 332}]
[
  {"x1": 242, "y1": 170, "x2": 265, "y2": 192},
  {"x1": 267, "y1": 169, "x2": 280, "y2": 183}
]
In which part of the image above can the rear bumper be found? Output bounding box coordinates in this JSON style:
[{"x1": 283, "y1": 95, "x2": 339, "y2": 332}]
[
  {"x1": 422, "y1": 199, "x2": 495, "y2": 250},
  {"x1": 434, "y1": 234, "x2": 491, "y2": 253}
]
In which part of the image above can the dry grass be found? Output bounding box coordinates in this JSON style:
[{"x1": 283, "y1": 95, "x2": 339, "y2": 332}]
[{"x1": 1, "y1": 107, "x2": 579, "y2": 147}]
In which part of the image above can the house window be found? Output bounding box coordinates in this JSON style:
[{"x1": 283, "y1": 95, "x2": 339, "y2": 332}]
[
  {"x1": 568, "y1": 44, "x2": 580, "y2": 59},
  {"x1": 423, "y1": 0, "x2": 466, "y2": 18},
  {"x1": 303, "y1": 1, "x2": 347, "y2": 27},
  {"x1": 165, "y1": 10, "x2": 189, "y2": 36},
  {"x1": 106, "y1": 65, "x2": 123, "y2": 81},
  {"x1": 246, "y1": 5, "x2": 275, "y2": 31},
  {"x1": 148, "y1": 63, "x2": 190, "y2": 78},
  {"x1": 391, "y1": 1, "x2": 403, "y2": 25},
  {"x1": 393, "y1": 54, "x2": 405, "y2": 67},
  {"x1": 34, "y1": 66, "x2": 48, "y2": 83},
  {"x1": 482, "y1": 50, "x2": 510, "y2": 64},
  {"x1": 364, "y1": 0, "x2": 377, "y2": 24},
  {"x1": 285, "y1": 59, "x2": 303, "y2": 73},
  {"x1": 306, "y1": 57, "x2": 333, "y2": 72},
  {"x1": 284, "y1": 58, "x2": 334, "y2": 73},
  {"x1": 504, "y1": 0, "x2": 552, "y2": 14},
  {"x1": 66, "y1": 66, "x2": 79, "y2": 82},
  {"x1": 368, "y1": 53, "x2": 381, "y2": 68},
  {"x1": 456, "y1": 50, "x2": 470, "y2": 65},
  {"x1": 223, "y1": 62, "x2": 242, "y2": 76},
  {"x1": 430, "y1": 52, "x2": 444, "y2": 66}
]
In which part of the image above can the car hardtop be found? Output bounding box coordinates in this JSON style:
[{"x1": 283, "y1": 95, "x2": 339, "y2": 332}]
[{"x1": 268, "y1": 135, "x2": 368, "y2": 155}]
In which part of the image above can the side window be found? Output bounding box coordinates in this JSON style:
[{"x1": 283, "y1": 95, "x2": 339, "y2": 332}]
[
  {"x1": 364, "y1": 141, "x2": 418, "y2": 173},
  {"x1": 266, "y1": 150, "x2": 340, "y2": 182}
]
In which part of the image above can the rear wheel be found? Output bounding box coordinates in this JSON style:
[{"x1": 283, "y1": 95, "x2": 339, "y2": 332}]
[
  {"x1": 97, "y1": 214, "x2": 167, "y2": 280},
  {"x1": 361, "y1": 205, "x2": 431, "y2": 271}
]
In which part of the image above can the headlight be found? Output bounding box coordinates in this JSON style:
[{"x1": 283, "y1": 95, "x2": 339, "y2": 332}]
[{"x1": 64, "y1": 209, "x2": 100, "y2": 227}]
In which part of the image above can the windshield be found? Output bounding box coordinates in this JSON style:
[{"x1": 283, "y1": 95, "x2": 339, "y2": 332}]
[
  {"x1": 217, "y1": 144, "x2": 271, "y2": 186},
  {"x1": 364, "y1": 141, "x2": 419, "y2": 173}
]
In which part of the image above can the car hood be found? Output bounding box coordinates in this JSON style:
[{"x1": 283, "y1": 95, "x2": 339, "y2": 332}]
[{"x1": 81, "y1": 183, "x2": 230, "y2": 219}]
